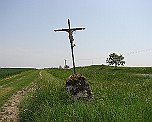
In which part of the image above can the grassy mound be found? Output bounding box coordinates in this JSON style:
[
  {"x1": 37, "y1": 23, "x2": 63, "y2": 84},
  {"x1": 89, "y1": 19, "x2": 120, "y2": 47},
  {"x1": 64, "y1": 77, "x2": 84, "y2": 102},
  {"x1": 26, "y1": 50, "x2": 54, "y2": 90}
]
[{"x1": 19, "y1": 66, "x2": 152, "y2": 122}]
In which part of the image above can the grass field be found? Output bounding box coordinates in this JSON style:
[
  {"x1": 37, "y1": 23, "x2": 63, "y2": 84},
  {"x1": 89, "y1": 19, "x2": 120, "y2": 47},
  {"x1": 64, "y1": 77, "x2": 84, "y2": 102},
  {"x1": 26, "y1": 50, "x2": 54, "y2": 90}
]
[
  {"x1": 0, "y1": 68, "x2": 33, "y2": 80},
  {"x1": 18, "y1": 65, "x2": 152, "y2": 122},
  {"x1": 0, "y1": 69, "x2": 39, "y2": 112}
]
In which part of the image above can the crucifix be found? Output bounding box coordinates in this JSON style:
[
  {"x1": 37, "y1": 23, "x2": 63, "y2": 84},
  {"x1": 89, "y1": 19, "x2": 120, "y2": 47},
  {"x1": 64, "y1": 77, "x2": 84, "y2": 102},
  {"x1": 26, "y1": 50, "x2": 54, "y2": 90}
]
[{"x1": 54, "y1": 19, "x2": 85, "y2": 74}]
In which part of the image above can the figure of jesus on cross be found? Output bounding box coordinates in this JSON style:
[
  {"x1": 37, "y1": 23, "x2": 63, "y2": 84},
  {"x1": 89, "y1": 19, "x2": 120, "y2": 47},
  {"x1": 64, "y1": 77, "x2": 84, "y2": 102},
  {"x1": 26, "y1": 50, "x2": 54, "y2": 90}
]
[{"x1": 54, "y1": 19, "x2": 85, "y2": 74}]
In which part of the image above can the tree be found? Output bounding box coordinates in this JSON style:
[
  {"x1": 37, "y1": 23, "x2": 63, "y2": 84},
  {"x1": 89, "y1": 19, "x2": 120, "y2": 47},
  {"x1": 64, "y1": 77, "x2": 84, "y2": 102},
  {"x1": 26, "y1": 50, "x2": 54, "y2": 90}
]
[{"x1": 106, "y1": 53, "x2": 125, "y2": 68}]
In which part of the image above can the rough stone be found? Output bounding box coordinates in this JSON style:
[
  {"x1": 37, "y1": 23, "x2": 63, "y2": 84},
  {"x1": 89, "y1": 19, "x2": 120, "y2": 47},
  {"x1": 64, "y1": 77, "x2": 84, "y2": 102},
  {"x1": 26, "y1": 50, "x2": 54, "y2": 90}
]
[{"x1": 66, "y1": 73, "x2": 93, "y2": 100}]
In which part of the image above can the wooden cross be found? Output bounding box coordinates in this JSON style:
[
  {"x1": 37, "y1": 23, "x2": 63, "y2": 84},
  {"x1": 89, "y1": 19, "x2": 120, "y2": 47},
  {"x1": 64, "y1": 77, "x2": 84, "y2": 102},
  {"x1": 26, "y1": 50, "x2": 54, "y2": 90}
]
[{"x1": 54, "y1": 19, "x2": 85, "y2": 74}]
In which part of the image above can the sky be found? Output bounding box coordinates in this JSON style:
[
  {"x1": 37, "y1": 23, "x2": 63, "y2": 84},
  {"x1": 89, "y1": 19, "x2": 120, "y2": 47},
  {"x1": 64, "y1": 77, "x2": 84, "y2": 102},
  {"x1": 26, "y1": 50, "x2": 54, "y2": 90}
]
[{"x1": 0, "y1": 0, "x2": 152, "y2": 68}]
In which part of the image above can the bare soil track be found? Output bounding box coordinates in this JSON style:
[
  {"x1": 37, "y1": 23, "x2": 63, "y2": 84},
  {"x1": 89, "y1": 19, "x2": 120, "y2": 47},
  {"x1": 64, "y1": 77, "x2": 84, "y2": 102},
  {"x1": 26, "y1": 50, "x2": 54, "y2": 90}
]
[
  {"x1": 0, "y1": 71, "x2": 41, "y2": 122},
  {"x1": 0, "y1": 82, "x2": 37, "y2": 122}
]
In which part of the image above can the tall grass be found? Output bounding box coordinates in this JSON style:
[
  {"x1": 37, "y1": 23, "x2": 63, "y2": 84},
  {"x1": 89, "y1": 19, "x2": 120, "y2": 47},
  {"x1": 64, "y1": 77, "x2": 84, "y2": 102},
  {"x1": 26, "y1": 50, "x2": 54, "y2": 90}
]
[{"x1": 19, "y1": 66, "x2": 152, "y2": 122}]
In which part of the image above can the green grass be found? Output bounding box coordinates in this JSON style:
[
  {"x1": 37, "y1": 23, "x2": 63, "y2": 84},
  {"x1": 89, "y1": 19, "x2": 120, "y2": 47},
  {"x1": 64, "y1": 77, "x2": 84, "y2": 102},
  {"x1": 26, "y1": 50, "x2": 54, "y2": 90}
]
[
  {"x1": 19, "y1": 66, "x2": 152, "y2": 122},
  {"x1": 0, "y1": 68, "x2": 33, "y2": 80},
  {"x1": 0, "y1": 70, "x2": 39, "y2": 111}
]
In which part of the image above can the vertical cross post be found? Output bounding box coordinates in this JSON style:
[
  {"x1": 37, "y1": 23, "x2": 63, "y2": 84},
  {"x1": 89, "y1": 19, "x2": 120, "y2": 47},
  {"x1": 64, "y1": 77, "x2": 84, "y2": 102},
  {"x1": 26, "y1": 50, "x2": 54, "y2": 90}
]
[
  {"x1": 68, "y1": 19, "x2": 76, "y2": 74},
  {"x1": 54, "y1": 19, "x2": 85, "y2": 74}
]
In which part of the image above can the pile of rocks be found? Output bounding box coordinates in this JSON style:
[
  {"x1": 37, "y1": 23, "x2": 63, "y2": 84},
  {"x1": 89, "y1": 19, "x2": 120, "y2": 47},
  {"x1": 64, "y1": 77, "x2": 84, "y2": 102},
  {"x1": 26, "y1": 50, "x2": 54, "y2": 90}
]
[{"x1": 66, "y1": 73, "x2": 93, "y2": 100}]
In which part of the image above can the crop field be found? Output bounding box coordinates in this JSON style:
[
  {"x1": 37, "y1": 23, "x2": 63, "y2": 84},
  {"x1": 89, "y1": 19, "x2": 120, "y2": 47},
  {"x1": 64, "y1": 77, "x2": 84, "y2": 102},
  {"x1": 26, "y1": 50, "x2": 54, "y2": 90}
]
[
  {"x1": 0, "y1": 68, "x2": 33, "y2": 80},
  {"x1": 18, "y1": 66, "x2": 152, "y2": 122}
]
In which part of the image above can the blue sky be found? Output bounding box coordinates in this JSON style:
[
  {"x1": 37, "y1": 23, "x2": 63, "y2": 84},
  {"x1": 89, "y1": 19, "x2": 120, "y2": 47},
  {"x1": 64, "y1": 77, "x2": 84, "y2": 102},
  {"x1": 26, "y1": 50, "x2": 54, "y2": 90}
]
[{"x1": 0, "y1": 0, "x2": 152, "y2": 68}]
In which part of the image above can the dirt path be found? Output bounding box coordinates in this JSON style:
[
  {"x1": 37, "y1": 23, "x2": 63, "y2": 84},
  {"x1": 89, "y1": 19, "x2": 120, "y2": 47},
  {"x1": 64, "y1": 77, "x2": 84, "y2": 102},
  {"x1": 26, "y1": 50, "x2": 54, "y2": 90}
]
[
  {"x1": 39, "y1": 71, "x2": 42, "y2": 79},
  {"x1": 0, "y1": 71, "x2": 42, "y2": 122},
  {"x1": 135, "y1": 74, "x2": 152, "y2": 77}
]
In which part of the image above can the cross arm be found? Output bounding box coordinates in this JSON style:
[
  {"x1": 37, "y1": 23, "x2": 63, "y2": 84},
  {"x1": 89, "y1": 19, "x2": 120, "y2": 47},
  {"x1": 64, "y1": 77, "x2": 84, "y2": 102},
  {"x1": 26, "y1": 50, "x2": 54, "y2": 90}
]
[
  {"x1": 54, "y1": 28, "x2": 85, "y2": 32},
  {"x1": 71, "y1": 28, "x2": 85, "y2": 31},
  {"x1": 54, "y1": 28, "x2": 69, "y2": 32}
]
